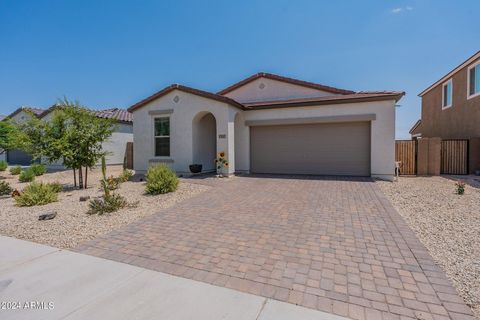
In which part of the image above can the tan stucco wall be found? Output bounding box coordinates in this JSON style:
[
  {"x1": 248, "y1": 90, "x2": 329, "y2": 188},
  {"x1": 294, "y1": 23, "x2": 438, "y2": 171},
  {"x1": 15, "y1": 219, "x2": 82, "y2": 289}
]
[
  {"x1": 241, "y1": 100, "x2": 396, "y2": 180},
  {"x1": 132, "y1": 90, "x2": 396, "y2": 180},
  {"x1": 223, "y1": 77, "x2": 339, "y2": 103},
  {"x1": 132, "y1": 90, "x2": 238, "y2": 175},
  {"x1": 421, "y1": 57, "x2": 480, "y2": 139}
]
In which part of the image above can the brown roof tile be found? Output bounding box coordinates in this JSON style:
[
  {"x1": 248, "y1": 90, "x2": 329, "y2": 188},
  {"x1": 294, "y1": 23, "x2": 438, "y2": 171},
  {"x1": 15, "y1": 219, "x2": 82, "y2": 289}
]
[
  {"x1": 242, "y1": 92, "x2": 405, "y2": 109},
  {"x1": 128, "y1": 84, "x2": 245, "y2": 112}
]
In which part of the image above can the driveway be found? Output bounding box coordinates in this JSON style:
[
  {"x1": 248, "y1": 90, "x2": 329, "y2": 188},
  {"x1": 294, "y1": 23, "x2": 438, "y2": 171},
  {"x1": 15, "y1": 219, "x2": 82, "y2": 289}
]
[{"x1": 76, "y1": 176, "x2": 473, "y2": 320}]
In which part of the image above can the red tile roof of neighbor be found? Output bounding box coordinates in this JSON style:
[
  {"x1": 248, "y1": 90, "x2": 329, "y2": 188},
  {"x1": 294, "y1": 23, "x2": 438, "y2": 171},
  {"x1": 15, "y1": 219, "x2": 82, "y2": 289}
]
[
  {"x1": 128, "y1": 73, "x2": 405, "y2": 112},
  {"x1": 5, "y1": 106, "x2": 132, "y2": 123}
]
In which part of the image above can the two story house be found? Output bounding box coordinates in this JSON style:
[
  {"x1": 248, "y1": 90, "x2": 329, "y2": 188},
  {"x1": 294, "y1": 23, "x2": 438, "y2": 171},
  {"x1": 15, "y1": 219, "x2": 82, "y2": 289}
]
[{"x1": 411, "y1": 51, "x2": 480, "y2": 173}]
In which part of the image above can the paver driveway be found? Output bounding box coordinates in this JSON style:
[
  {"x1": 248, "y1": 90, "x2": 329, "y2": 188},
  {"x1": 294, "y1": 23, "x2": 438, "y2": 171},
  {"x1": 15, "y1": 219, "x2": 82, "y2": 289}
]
[{"x1": 76, "y1": 176, "x2": 473, "y2": 320}]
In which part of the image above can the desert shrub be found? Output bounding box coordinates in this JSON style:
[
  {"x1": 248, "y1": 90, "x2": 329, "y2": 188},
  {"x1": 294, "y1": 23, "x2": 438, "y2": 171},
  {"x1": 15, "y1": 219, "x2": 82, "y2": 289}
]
[
  {"x1": 0, "y1": 181, "x2": 13, "y2": 196},
  {"x1": 48, "y1": 182, "x2": 63, "y2": 193},
  {"x1": 87, "y1": 193, "x2": 127, "y2": 215},
  {"x1": 455, "y1": 180, "x2": 465, "y2": 195},
  {"x1": 15, "y1": 182, "x2": 58, "y2": 206},
  {"x1": 106, "y1": 175, "x2": 119, "y2": 190},
  {"x1": 29, "y1": 163, "x2": 46, "y2": 176},
  {"x1": 118, "y1": 169, "x2": 133, "y2": 183},
  {"x1": 145, "y1": 164, "x2": 178, "y2": 195},
  {"x1": 19, "y1": 169, "x2": 35, "y2": 182},
  {"x1": 0, "y1": 160, "x2": 7, "y2": 171},
  {"x1": 10, "y1": 166, "x2": 22, "y2": 175}
]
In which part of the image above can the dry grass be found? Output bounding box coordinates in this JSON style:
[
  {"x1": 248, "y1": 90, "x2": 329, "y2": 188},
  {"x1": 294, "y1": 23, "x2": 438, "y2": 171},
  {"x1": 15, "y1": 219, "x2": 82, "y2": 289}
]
[
  {"x1": 0, "y1": 165, "x2": 209, "y2": 249},
  {"x1": 377, "y1": 176, "x2": 480, "y2": 319}
]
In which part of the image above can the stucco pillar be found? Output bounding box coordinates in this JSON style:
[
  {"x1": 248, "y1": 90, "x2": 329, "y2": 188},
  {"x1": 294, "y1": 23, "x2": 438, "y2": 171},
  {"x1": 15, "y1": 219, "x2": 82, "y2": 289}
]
[
  {"x1": 416, "y1": 138, "x2": 429, "y2": 176},
  {"x1": 469, "y1": 138, "x2": 480, "y2": 174},
  {"x1": 427, "y1": 137, "x2": 441, "y2": 175},
  {"x1": 225, "y1": 108, "x2": 236, "y2": 175}
]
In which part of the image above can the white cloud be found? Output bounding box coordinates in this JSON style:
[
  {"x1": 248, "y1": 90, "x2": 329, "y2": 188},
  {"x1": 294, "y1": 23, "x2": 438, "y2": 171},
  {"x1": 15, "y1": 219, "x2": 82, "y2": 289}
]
[{"x1": 391, "y1": 6, "x2": 413, "y2": 14}]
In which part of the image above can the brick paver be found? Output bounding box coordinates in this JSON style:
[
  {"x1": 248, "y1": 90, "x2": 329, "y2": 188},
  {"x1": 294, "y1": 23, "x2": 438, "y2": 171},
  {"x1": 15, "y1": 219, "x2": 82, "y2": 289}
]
[{"x1": 75, "y1": 175, "x2": 473, "y2": 319}]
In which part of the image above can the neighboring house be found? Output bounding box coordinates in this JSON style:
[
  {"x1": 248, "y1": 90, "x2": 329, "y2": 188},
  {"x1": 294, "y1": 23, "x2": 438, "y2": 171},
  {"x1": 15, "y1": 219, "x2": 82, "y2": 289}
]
[
  {"x1": 411, "y1": 51, "x2": 480, "y2": 173},
  {"x1": 3, "y1": 106, "x2": 133, "y2": 166},
  {"x1": 129, "y1": 72, "x2": 404, "y2": 181},
  {"x1": 412, "y1": 51, "x2": 480, "y2": 139},
  {"x1": 0, "y1": 115, "x2": 5, "y2": 162}
]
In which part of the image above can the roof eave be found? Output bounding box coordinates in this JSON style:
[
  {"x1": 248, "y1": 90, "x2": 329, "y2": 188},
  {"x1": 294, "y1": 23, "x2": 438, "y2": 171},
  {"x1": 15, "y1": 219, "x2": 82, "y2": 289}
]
[
  {"x1": 418, "y1": 51, "x2": 480, "y2": 97},
  {"x1": 244, "y1": 93, "x2": 405, "y2": 110}
]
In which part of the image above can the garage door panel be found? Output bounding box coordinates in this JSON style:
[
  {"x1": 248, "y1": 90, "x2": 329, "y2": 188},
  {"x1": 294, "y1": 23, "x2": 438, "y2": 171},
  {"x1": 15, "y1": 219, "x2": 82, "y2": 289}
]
[{"x1": 250, "y1": 122, "x2": 370, "y2": 176}]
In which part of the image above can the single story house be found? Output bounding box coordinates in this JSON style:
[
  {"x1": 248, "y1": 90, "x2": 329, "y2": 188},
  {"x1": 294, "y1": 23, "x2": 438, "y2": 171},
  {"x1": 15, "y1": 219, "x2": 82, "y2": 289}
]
[
  {"x1": 3, "y1": 106, "x2": 133, "y2": 167},
  {"x1": 128, "y1": 72, "x2": 404, "y2": 181}
]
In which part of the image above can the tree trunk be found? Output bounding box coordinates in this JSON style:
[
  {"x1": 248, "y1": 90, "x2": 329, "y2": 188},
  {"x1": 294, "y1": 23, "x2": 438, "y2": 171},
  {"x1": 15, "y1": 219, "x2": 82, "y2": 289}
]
[
  {"x1": 78, "y1": 166, "x2": 83, "y2": 189},
  {"x1": 73, "y1": 168, "x2": 77, "y2": 187},
  {"x1": 84, "y1": 167, "x2": 88, "y2": 189}
]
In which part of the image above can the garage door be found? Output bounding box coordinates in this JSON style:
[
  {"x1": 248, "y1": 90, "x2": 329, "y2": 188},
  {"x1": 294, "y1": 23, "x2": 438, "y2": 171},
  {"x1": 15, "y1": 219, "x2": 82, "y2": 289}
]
[
  {"x1": 7, "y1": 149, "x2": 34, "y2": 166},
  {"x1": 250, "y1": 122, "x2": 371, "y2": 176}
]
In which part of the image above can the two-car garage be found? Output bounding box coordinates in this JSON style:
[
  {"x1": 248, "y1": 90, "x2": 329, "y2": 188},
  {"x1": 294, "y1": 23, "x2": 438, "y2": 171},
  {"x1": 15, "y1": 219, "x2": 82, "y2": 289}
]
[{"x1": 249, "y1": 121, "x2": 371, "y2": 176}]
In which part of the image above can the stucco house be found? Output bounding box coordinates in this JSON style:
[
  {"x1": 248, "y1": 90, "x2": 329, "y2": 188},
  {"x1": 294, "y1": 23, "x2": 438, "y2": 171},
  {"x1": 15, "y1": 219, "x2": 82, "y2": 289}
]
[
  {"x1": 411, "y1": 51, "x2": 480, "y2": 174},
  {"x1": 129, "y1": 72, "x2": 404, "y2": 181},
  {"x1": 3, "y1": 106, "x2": 133, "y2": 167}
]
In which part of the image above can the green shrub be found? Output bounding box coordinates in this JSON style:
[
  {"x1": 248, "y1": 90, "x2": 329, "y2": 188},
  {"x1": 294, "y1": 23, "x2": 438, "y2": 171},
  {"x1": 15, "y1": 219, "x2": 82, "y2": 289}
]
[
  {"x1": 15, "y1": 182, "x2": 58, "y2": 206},
  {"x1": 19, "y1": 169, "x2": 35, "y2": 182},
  {"x1": 118, "y1": 169, "x2": 133, "y2": 183},
  {"x1": 48, "y1": 182, "x2": 63, "y2": 193},
  {"x1": 145, "y1": 164, "x2": 179, "y2": 195},
  {"x1": 0, "y1": 160, "x2": 7, "y2": 171},
  {"x1": 10, "y1": 166, "x2": 22, "y2": 175},
  {"x1": 29, "y1": 163, "x2": 46, "y2": 176},
  {"x1": 0, "y1": 181, "x2": 13, "y2": 196},
  {"x1": 87, "y1": 193, "x2": 127, "y2": 215}
]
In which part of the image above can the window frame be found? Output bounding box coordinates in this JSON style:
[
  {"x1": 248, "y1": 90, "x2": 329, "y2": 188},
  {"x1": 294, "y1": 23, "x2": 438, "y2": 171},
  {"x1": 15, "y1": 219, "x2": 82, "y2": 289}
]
[
  {"x1": 441, "y1": 78, "x2": 453, "y2": 109},
  {"x1": 467, "y1": 61, "x2": 480, "y2": 100},
  {"x1": 153, "y1": 116, "x2": 171, "y2": 158}
]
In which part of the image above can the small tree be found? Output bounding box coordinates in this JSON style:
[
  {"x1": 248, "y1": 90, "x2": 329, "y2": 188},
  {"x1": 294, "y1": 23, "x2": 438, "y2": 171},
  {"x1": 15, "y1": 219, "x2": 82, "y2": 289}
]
[
  {"x1": 10, "y1": 98, "x2": 115, "y2": 189},
  {"x1": 0, "y1": 121, "x2": 21, "y2": 155}
]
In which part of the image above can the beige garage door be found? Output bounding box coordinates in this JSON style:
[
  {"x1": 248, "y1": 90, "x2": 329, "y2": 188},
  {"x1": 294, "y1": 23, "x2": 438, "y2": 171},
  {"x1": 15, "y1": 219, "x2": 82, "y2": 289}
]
[{"x1": 250, "y1": 122, "x2": 371, "y2": 176}]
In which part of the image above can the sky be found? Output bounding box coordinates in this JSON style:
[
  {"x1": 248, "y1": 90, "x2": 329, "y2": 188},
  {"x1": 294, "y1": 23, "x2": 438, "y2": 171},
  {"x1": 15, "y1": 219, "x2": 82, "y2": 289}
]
[{"x1": 0, "y1": 0, "x2": 478, "y2": 138}]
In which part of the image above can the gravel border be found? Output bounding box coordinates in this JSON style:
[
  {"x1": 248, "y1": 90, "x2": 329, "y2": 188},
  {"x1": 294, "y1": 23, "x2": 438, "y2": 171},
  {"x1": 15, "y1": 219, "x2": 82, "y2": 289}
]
[
  {"x1": 0, "y1": 166, "x2": 209, "y2": 249},
  {"x1": 376, "y1": 176, "x2": 480, "y2": 319}
]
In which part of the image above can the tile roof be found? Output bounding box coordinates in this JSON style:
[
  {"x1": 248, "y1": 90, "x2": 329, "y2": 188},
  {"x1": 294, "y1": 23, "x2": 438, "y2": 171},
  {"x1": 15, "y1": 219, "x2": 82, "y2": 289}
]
[
  {"x1": 128, "y1": 84, "x2": 245, "y2": 112},
  {"x1": 94, "y1": 108, "x2": 132, "y2": 123},
  {"x1": 217, "y1": 72, "x2": 356, "y2": 95},
  {"x1": 5, "y1": 107, "x2": 45, "y2": 120},
  {"x1": 242, "y1": 91, "x2": 405, "y2": 109}
]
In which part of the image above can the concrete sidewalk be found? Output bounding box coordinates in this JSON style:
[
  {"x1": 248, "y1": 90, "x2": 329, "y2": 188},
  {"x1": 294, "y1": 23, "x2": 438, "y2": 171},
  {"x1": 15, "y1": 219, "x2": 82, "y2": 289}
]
[{"x1": 0, "y1": 236, "x2": 349, "y2": 320}]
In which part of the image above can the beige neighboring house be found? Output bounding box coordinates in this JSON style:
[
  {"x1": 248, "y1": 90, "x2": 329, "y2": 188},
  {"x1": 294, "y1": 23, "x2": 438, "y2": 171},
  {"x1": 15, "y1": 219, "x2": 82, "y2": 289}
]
[
  {"x1": 0, "y1": 115, "x2": 5, "y2": 162},
  {"x1": 411, "y1": 51, "x2": 480, "y2": 173},
  {"x1": 3, "y1": 106, "x2": 133, "y2": 167},
  {"x1": 129, "y1": 72, "x2": 404, "y2": 181}
]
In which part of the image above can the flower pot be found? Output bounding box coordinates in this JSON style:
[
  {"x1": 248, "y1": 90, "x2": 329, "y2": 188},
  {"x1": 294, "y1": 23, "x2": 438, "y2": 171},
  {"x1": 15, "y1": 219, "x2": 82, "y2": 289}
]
[{"x1": 189, "y1": 164, "x2": 202, "y2": 174}]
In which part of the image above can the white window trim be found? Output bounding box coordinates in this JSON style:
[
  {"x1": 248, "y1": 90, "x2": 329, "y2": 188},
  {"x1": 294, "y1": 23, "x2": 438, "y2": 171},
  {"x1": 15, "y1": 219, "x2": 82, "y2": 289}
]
[
  {"x1": 442, "y1": 79, "x2": 453, "y2": 109},
  {"x1": 152, "y1": 115, "x2": 171, "y2": 158},
  {"x1": 467, "y1": 61, "x2": 480, "y2": 100}
]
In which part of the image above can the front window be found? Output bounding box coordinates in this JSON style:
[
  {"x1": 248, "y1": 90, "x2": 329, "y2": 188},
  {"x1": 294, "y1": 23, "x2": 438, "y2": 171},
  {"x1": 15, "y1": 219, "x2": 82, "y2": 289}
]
[
  {"x1": 154, "y1": 117, "x2": 170, "y2": 157},
  {"x1": 468, "y1": 62, "x2": 480, "y2": 98},
  {"x1": 442, "y1": 79, "x2": 452, "y2": 109}
]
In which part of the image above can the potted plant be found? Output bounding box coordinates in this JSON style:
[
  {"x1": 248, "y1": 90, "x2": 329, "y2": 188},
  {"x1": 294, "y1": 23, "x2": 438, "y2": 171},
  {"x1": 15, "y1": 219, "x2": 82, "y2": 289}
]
[
  {"x1": 189, "y1": 164, "x2": 202, "y2": 174},
  {"x1": 215, "y1": 152, "x2": 229, "y2": 177}
]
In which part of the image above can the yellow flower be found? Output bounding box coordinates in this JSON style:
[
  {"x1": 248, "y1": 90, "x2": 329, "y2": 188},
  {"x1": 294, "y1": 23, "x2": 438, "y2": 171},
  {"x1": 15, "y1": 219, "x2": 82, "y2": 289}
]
[
  {"x1": 225, "y1": 162, "x2": 229, "y2": 167},
  {"x1": 219, "y1": 152, "x2": 225, "y2": 158}
]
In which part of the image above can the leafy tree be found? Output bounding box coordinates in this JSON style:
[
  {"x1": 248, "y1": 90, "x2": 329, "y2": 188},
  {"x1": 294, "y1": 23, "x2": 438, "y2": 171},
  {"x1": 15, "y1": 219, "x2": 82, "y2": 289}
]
[
  {"x1": 11, "y1": 98, "x2": 115, "y2": 189},
  {"x1": 0, "y1": 121, "x2": 19, "y2": 155}
]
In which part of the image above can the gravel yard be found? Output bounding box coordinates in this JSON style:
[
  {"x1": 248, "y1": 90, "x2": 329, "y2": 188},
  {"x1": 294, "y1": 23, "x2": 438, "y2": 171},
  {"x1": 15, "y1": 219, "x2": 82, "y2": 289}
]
[
  {"x1": 377, "y1": 176, "x2": 480, "y2": 319},
  {"x1": 0, "y1": 166, "x2": 209, "y2": 249}
]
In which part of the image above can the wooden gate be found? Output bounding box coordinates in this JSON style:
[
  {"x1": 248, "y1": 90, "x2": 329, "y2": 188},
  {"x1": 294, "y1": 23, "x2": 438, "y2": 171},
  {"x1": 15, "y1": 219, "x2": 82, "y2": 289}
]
[
  {"x1": 441, "y1": 140, "x2": 468, "y2": 174},
  {"x1": 395, "y1": 140, "x2": 417, "y2": 175}
]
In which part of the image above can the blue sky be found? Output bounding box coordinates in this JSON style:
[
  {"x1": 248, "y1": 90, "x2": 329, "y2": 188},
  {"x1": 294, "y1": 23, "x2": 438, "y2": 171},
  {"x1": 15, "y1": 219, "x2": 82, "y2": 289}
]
[{"x1": 0, "y1": 0, "x2": 478, "y2": 138}]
